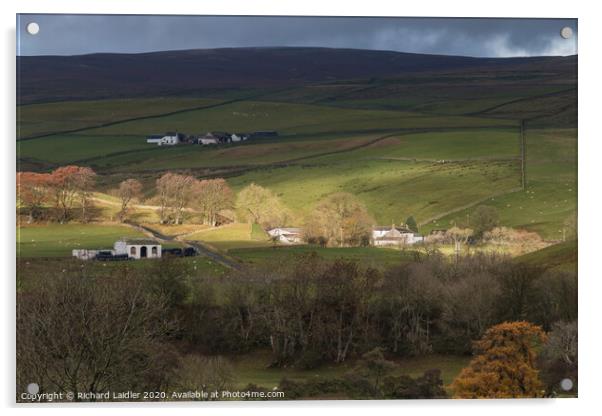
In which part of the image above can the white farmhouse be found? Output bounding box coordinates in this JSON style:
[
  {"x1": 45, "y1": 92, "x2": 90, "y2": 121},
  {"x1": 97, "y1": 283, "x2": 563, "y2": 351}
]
[
  {"x1": 372, "y1": 225, "x2": 423, "y2": 246},
  {"x1": 267, "y1": 227, "x2": 303, "y2": 244},
  {"x1": 230, "y1": 133, "x2": 249, "y2": 142},
  {"x1": 198, "y1": 137, "x2": 219, "y2": 145},
  {"x1": 146, "y1": 132, "x2": 184, "y2": 146},
  {"x1": 114, "y1": 238, "x2": 162, "y2": 259}
]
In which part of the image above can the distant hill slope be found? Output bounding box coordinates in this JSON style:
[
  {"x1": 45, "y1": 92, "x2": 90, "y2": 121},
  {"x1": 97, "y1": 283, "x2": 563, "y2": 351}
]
[
  {"x1": 517, "y1": 240, "x2": 577, "y2": 273},
  {"x1": 17, "y1": 47, "x2": 577, "y2": 104}
]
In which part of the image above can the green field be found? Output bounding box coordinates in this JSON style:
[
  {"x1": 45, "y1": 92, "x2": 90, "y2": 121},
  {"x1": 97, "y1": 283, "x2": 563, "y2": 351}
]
[
  {"x1": 309, "y1": 128, "x2": 521, "y2": 162},
  {"x1": 86, "y1": 100, "x2": 516, "y2": 137},
  {"x1": 228, "y1": 158, "x2": 520, "y2": 226},
  {"x1": 17, "y1": 70, "x2": 576, "y2": 245},
  {"x1": 18, "y1": 134, "x2": 153, "y2": 164},
  {"x1": 85, "y1": 133, "x2": 379, "y2": 171},
  {"x1": 18, "y1": 100, "x2": 517, "y2": 171},
  {"x1": 229, "y1": 245, "x2": 414, "y2": 269},
  {"x1": 17, "y1": 97, "x2": 221, "y2": 138},
  {"x1": 17, "y1": 223, "x2": 148, "y2": 257},
  {"x1": 517, "y1": 239, "x2": 577, "y2": 273},
  {"x1": 229, "y1": 349, "x2": 470, "y2": 391},
  {"x1": 186, "y1": 222, "x2": 272, "y2": 251},
  {"x1": 422, "y1": 128, "x2": 576, "y2": 238}
]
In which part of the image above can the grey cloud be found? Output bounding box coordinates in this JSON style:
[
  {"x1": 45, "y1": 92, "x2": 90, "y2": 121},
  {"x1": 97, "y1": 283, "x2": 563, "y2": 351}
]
[{"x1": 16, "y1": 15, "x2": 577, "y2": 57}]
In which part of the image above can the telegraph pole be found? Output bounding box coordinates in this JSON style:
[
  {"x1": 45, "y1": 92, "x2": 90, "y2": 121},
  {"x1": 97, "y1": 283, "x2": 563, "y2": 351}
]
[{"x1": 520, "y1": 120, "x2": 526, "y2": 190}]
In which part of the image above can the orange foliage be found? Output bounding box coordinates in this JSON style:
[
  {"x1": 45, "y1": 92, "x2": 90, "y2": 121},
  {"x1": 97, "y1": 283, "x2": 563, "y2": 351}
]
[
  {"x1": 17, "y1": 165, "x2": 97, "y2": 223},
  {"x1": 17, "y1": 171, "x2": 52, "y2": 222},
  {"x1": 452, "y1": 321, "x2": 547, "y2": 398}
]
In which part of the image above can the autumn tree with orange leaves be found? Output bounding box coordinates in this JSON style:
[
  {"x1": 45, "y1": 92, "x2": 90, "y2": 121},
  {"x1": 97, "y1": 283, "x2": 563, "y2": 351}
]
[
  {"x1": 451, "y1": 321, "x2": 547, "y2": 398},
  {"x1": 18, "y1": 166, "x2": 97, "y2": 223},
  {"x1": 17, "y1": 172, "x2": 52, "y2": 223}
]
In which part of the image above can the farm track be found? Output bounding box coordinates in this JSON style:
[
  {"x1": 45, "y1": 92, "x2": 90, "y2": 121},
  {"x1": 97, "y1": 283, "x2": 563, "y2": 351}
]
[
  {"x1": 90, "y1": 196, "x2": 199, "y2": 213},
  {"x1": 124, "y1": 221, "x2": 242, "y2": 271}
]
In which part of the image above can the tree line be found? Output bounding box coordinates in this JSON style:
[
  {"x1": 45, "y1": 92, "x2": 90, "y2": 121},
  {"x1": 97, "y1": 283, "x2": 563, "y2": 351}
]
[
  {"x1": 17, "y1": 251, "x2": 577, "y2": 399},
  {"x1": 18, "y1": 167, "x2": 554, "y2": 249}
]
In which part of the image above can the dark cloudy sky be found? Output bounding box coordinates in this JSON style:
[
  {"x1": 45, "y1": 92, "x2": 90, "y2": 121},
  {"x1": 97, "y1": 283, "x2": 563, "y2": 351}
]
[{"x1": 16, "y1": 14, "x2": 577, "y2": 58}]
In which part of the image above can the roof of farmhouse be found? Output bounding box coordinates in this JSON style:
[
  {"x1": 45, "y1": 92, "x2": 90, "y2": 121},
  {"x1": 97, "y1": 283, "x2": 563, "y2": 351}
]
[
  {"x1": 373, "y1": 226, "x2": 413, "y2": 232},
  {"x1": 117, "y1": 238, "x2": 161, "y2": 246}
]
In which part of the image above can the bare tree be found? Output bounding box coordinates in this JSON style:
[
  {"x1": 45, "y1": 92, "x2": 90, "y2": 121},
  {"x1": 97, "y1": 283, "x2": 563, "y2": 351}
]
[
  {"x1": 117, "y1": 178, "x2": 143, "y2": 222},
  {"x1": 74, "y1": 167, "x2": 96, "y2": 223},
  {"x1": 156, "y1": 172, "x2": 195, "y2": 224},
  {"x1": 304, "y1": 192, "x2": 374, "y2": 247},
  {"x1": 17, "y1": 273, "x2": 177, "y2": 399},
  {"x1": 47, "y1": 166, "x2": 96, "y2": 223},
  {"x1": 446, "y1": 226, "x2": 473, "y2": 261},
  {"x1": 236, "y1": 183, "x2": 290, "y2": 229},
  {"x1": 193, "y1": 178, "x2": 233, "y2": 226}
]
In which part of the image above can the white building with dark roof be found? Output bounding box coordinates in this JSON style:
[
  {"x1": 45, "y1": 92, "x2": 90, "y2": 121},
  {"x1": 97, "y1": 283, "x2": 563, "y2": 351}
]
[
  {"x1": 73, "y1": 238, "x2": 162, "y2": 260},
  {"x1": 146, "y1": 132, "x2": 184, "y2": 146},
  {"x1": 372, "y1": 225, "x2": 423, "y2": 246},
  {"x1": 267, "y1": 227, "x2": 303, "y2": 244}
]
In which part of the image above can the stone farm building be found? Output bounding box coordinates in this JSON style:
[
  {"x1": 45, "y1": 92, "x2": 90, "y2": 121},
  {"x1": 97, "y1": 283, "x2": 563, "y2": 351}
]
[
  {"x1": 372, "y1": 225, "x2": 423, "y2": 246},
  {"x1": 72, "y1": 238, "x2": 162, "y2": 260}
]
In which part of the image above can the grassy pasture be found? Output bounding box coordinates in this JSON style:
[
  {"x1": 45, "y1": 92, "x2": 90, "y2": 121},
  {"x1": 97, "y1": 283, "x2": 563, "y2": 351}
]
[
  {"x1": 18, "y1": 97, "x2": 220, "y2": 138},
  {"x1": 227, "y1": 159, "x2": 520, "y2": 226},
  {"x1": 18, "y1": 99, "x2": 517, "y2": 171},
  {"x1": 229, "y1": 349, "x2": 470, "y2": 391},
  {"x1": 229, "y1": 245, "x2": 414, "y2": 269},
  {"x1": 17, "y1": 256, "x2": 228, "y2": 292},
  {"x1": 186, "y1": 222, "x2": 272, "y2": 251},
  {"x1": 84, "y1": 100, "x2": 516, "y2": 137},
  {"x1": 87, "y1": 134, "x2": 378, "y2": 172},
  {"x1": 517, "y1": 239, "x2": 577, "y2": 274},
  {"x1": 17, "y1": 223, "x2": 148, "y2": 257},
  {"x1": 422, "y1": 128, "x2": 576, "y2": 239},
  {"x1": 260, "y1": 79, "x2": 569, "y2": 114},
  {"x1": 16, "y1": 79, "x2": 575, "y2": 244},
  {"x1": 309, "y1": 128, "x2": 520, "y2": 162},
  {"x1": 18, "y1": 134, "x2": 151, "y2": 164}
]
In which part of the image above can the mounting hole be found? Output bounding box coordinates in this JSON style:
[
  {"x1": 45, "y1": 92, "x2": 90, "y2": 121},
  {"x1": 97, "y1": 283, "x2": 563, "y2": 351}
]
[
  {"x1": 560, "y1": 378, "x2": 574, "y2": 391},
  {"x1": 27, "y1": 383, "x2": 40, "y2": 395},
  {"x1": 26, "y1": 22, "x2": 40, "y2": 35},
  {"x1": 560, "y1": 27, "x2": 573, "y2": 39}
]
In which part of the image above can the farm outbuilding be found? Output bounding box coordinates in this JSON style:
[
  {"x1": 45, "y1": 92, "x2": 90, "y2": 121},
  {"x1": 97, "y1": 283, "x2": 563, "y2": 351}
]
[
  {"x1": 72, "y1": 238, "x2": 162, "y2": 260},
  {"x1": 114, "y1": 238, "x2": 162, "y2": 259}
]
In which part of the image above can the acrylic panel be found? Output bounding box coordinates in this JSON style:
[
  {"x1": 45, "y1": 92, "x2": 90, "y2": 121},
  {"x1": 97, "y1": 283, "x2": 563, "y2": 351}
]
[{"x1": 16, "y1": 14, "x2": 577, "y2": 403}]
